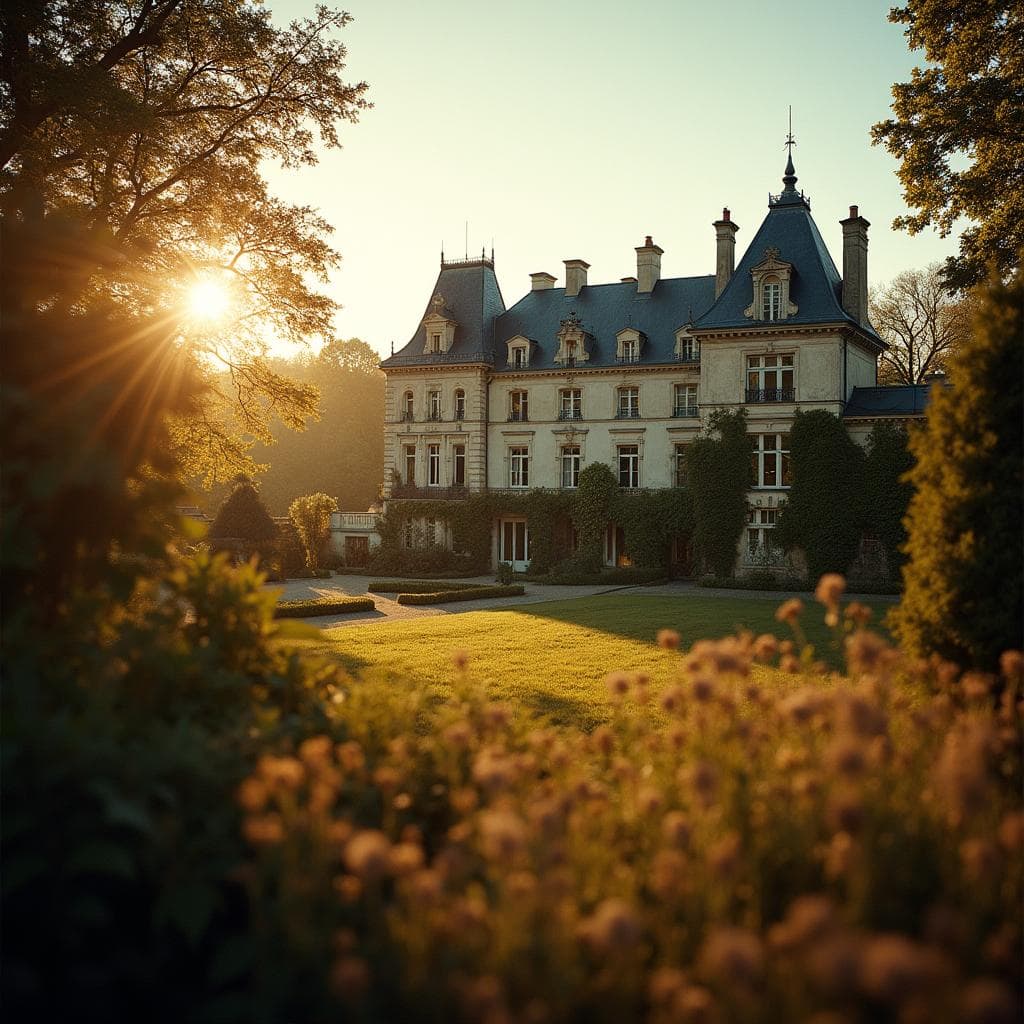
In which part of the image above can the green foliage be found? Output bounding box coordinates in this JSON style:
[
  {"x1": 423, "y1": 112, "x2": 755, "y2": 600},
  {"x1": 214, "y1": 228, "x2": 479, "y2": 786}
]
[
  {"x1": 862, "y1": 421, "x2": 915, "y2": 577},
  {"x1": 495, "y1": 562, "x2": 515, "y2": 585},
  {"x1": 686, "y1": 409, "x2": 751, "y2": 577},
  {"x1": 208, "y1": 477, "x2": 278, "y2": 560},
  {"x1": 288, "y1": 492, "x2": 338, "y2": 575},
  {"x1": 395, "y1": 584, "x2": 525, "y2": 605},
  {"x1": 571, "y1": 463, "x2": 619, "y2": 571},
  {"x1": 536, "y1": 567, "x2": 668, "y2": 586},
  {"x1": 871, "y1": 1, "x2": 1024, "y2": 289},
  {"x1": 0, "y1": 1, "x2": 369, "y2": 481},
  {"x1": 369, "y1": 580, "x2": 483, "y2": 594},
  {"x1": 273, "y1": 595, "x2": 374, "y2": 618},
  {"x1": 775, "y1": 410, "x2": 865, "y2": 581},
  {"x1": 892, "y1": 270, "x2": 1024, "y2": 669},
  {"x1": 614, "y1": 488, "x2": 693, "y2": 569}
]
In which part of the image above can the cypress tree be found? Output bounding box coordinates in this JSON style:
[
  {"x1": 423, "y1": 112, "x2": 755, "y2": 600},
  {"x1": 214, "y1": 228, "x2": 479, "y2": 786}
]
[
  {"x1": 209, "y1": 477, "x2": 277, "y2": 558},
  {"x1": 891, "y1": 270, "x2": 1023, "y2": 670}
]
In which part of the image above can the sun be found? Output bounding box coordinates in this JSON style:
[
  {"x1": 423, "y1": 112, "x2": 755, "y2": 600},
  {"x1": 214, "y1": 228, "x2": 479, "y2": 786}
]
[{"x1": 187, "y1": 277, "x2": 231, "y2": 322}]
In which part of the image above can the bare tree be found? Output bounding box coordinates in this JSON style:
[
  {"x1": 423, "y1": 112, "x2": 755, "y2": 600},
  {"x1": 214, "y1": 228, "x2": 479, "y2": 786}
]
[{"x1": 869, "y1": 264, "x2": 973, "y2": 385}]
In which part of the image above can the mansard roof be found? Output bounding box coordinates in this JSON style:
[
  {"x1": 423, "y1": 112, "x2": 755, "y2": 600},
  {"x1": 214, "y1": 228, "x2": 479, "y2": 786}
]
[
  {"x1": 693, "y1": 164, "x2": 881, "y2": 344},
  {"x1": 381, "y1": 257, "x2": 505, "y2": 368},
  {"x1": 492, "y1": 276, "x2": 716, "y2": 372}
]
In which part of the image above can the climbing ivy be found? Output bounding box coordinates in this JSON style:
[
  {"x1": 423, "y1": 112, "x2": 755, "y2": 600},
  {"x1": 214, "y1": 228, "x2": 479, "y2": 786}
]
[
  {"x1": 570, "y1": 463, "x2": 618, "y2": 571},
  {"x1": 686, "y1": 409, "x2": 751, "y2": 577},
  {"x1": 774, "y1": 409, "x2": 865, "y2": 581},
  {"x1": 861, "y1": 420, "x2": 914, "y2": 577},
  {"x1": 614, "y1": 488, "x2": 693, "y2": 569}
]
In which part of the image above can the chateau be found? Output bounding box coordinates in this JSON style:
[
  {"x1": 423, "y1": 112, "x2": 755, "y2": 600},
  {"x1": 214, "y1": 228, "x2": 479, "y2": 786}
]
[{"x1": 334, "y1": 155, "x2": 931, "y2": 574}]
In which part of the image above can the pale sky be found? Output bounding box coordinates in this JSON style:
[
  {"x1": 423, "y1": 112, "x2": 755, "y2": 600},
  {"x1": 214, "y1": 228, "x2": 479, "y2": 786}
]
[{"x1": 265, "y1": 0, "x2": 959, "y2": 359}]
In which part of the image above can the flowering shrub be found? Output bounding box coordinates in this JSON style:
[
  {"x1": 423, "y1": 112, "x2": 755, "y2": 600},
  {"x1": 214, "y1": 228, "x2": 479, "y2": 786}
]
[{"x1": 237, "y1": 582, "x2": 1023, "y2": 1022}]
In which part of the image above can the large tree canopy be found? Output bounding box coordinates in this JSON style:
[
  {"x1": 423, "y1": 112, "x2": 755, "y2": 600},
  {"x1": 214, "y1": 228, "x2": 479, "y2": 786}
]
[
  {"x1": 0, "y1": 0, "x2": 369, "y2": 481},
  {"x1": 869, "y1": 263, "x2": 973, "y2": 384},
  {"x1": 871, "y1": 1, "x2": 1024, "y2": 290}
]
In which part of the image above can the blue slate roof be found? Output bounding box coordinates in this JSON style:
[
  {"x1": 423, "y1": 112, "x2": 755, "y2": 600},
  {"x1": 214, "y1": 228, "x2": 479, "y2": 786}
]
[
  {"x1": 492, "y1": 276, "x2": 716, "y2": 372},
  {"x1": 692, "y1": 166, "x2": 882, "y2": 344},
  {"x1": 844, "y1": 384, "x2": 933, "y2": 418},
  {"x1": 381, "y1": 258, "x2": 505, "y2": 368}
]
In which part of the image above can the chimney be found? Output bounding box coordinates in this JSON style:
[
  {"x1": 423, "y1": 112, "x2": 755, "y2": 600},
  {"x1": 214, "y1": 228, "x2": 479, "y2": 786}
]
[
  {"x1": 635, "y1": 236, "x2": 663, "y2": 293},
  {"x1": 840, "y1": 205, "x2": 870, "y2": 323},
  {"x1": 564, "y1": 259, "x2": 590, "y2": 298},
  {"x1": 530, "y1": 271, "x2": 556, "y2": 291},
  {"x1": 620, "y1": 276, "x2": 637, "y2": 284},
  {"x1": 712, "y1": 208, "x2": 739, "y2": 298}
]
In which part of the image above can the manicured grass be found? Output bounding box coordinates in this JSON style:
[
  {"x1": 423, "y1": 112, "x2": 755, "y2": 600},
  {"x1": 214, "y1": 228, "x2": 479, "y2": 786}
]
[{"x1": 304, "y1": 594, "x2": 894, "y2": 728}]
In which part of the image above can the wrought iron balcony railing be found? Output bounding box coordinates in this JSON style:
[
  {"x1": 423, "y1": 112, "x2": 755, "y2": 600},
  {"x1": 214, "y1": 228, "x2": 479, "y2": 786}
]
[
  {"x1": 557, "y1": 409, "x2": 583, "y2": 421},
  {"x1": 400, "y1": 411, "x2": 414, "y2": 422},
  {"x1": 672, "y1": 405, "x2": 700, "y2": 418},
  {"x1": 507, "y1": 412, "x2": 529, "y2": 422},
  {"x1": 745, "y1": 388, "x2": 795, "y2": 403},
  {"x1": 390, "y1": 484, "x2": 469, "y2": 500},
  {"x1": 616, "y1": 354, "x2": 641, "y2": 364},
  {"x1": 615, "y1": 409, "x2": 642, "y2": 419},
  {"x1": 675, "y1": 353, "x2": 701, "y2": 364},
  {"x1": 426, "y1": 411, "x2": 444, "y2": 421}
]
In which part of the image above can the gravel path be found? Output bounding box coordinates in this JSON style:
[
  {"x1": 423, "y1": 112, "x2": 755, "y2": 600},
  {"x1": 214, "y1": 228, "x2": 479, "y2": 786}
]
[{"x1": 265, "y1": 575, "x2": 896, "y2": 631}]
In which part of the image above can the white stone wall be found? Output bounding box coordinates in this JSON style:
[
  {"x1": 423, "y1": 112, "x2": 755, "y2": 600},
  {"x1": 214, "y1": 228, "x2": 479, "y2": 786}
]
[{"x1": 845, "y1": 340, "x2": 878, "y2": 395}]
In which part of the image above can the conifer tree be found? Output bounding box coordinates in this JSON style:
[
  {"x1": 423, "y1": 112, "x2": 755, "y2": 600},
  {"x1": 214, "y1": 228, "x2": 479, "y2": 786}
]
[
  {"x1": 891, "y1": 271, "x2": 1023, "y2": 669},
  {"x1": 209, "y1": 477, "x2": 277, "y2": 559}
]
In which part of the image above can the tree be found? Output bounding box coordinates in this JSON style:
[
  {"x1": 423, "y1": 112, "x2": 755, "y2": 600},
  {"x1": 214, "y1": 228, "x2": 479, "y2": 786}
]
[
  {"x1": 871, "y1": 2, "x2": 1024, "y2": 290},
  {"x1": 289, "y1": 492, "x2": 337, "y2": 574},
  {"x1": 869, "y1": 264, "x2": 974, "y2": 384},
  {"x1": 861, "y1": 421, "x2": 915, "y2": 578},
  {"x1": 0, "y1": 1, "x2": 370, "y2": 481},
  {"x1": 891, "y1": 269, "x2": 1023, "y2": 670},
  {"x1": 208, "y1": 475, "x2": 277, "y2": 560},
  {"x1": 774, "y1": 410, "x2": 865, "y2": 582}
]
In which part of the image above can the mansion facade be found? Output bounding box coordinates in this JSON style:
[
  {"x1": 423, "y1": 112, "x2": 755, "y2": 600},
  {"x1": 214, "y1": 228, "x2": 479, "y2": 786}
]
[{"x1": 335, "y1": 156, "x2": 930, "y2": 573}]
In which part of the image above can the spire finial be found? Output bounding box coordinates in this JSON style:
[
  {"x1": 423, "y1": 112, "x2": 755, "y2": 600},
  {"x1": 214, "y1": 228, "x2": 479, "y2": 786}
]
[{"x1": 782, "y1": 105, "x2": 797, "y2": 191}]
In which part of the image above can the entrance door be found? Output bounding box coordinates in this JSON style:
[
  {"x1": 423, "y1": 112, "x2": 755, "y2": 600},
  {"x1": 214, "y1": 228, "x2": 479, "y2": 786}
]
[
  {"x1": 499, "y1": 519, "x2": 529, "y2": 572},
  {"x1": 344, "y1": 535, "x2": 370, "y2": 567}
]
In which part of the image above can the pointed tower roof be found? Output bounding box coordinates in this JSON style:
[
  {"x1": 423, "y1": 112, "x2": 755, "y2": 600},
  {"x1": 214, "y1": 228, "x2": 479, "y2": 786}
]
[
  {"x1": 692, "y1": 155, "x2": 881, "y2": 342},
  {"x1": 381, "y1": 255, "x2": 506, "y2": 368}
]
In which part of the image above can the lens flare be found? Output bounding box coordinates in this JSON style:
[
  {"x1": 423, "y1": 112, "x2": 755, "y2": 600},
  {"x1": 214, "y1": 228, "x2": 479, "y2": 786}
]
[{"x1": 187, "y1": 278, "x2": 230, "y2": 321}]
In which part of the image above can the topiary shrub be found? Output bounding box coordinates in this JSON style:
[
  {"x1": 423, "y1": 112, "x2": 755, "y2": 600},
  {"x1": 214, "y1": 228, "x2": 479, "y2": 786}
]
[
  {"x1": 892, "y1": 269, "x2": 1024, "y2": 670},
  {"x1": 288, "y1": 492, "x2": 338, "y2": 575},
  {"x1": 208, "y1": 476, "x2": 277, "y2": 562},
  {"x1": 686, "y1": 410, "x2": 751, "y2": 577},
  {"x1": 774, "y1": 409, "x2": 864, "y2": 581}
]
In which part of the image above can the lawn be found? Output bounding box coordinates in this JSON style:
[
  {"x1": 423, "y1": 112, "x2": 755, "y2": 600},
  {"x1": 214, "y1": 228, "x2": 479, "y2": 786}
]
[{"x1": 304, "y1": 594, "x2": 895, "y2": 728}]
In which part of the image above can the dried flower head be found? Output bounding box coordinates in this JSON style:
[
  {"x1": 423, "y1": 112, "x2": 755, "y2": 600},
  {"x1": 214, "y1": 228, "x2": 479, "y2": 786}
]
[
  {"x1": 844, "y1": 601, "x2": 873, "y2": 627},
  {"x1": 999, "y1": 650, "x2": 1023, "y2": 684},
  {"x1": 243, "y1": 812, "x2": 284, "y2": 845},
  {"x1": 859, "y1": 934, "x2": 942, "y2": 1003},
  {"x1": 662, "y1": 810, "x2": 691, "y2": 849},
  {"x1": 657, "y1": 628, "x2": 681, "y2": 650},
  {"x1": 344, "y1": 830, "x2": 393, "y2": 881},
  {"x1": 237, "y1": 776, "x2": 268, "y2": 812},
  {"x1": 606, "y1": 671, "x2": 630, "y2": 699},
  {"x1": 753, "y1": 634, "x2": 779, "y2": 662},
  {"x1": 698, "y1": 926, "x2": 764, "y2": 986},
  {"x1": 578, "y1": 898, "x2": 643, "y2": 954},
  {"x1": 479, "y1": 809, "x2": 527, "y2": 862},
  {"x1": 451, "y1": 648, "x2": 469, "y2": 670},
  {"x1": 775, "y1": 598, "x2": 804, "y2": 626},
  {"x1": 815, "y1": 573, "x2": 846, "y2": 610}
]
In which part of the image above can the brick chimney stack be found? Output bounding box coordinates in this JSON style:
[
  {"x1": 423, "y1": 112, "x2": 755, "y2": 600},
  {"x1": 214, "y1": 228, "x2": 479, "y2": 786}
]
[
  {"x1": 635, "y1": 236, "x2": 663, "y2": 294},
  {"x1": 840, "y1": 205, "x2": 870, "y2": 324},
  {"x1": 713, "y1": 208, "x2": 739, "y2": 298},
  {"x1": 563, "y1": 259, "x2": 589, "y2": 298}
]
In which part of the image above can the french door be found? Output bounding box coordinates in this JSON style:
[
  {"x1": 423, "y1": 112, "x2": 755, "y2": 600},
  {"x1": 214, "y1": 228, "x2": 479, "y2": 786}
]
[{"x1": 499, "y1": 519, "x2": 529, "y2": 572}]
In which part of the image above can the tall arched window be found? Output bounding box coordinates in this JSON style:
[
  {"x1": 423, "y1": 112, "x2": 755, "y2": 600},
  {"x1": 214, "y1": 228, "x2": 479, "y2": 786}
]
[
  {"x1": 402, "y1": 391, "x2": 414, "y2": 420},
  {"x1": 761, "y1": 276, "x2": 782, "y2": 320},
  {"x1": 454, "y1": 388, "x2": 466, "y2": 420}
]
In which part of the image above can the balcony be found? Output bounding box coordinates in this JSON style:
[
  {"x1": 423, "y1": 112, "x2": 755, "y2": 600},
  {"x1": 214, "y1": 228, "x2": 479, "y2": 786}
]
[
  {"x1": 426, "y1": 411, "x2": 444, "y2": 422},
  {"x1": 557, "y1": 409, "x2": 583, "y2": 421},
  {"x1": 616, "y1": 354, "x2": 641, "y2": 365},
  {"x1": 400, "y1": 411, "x2": 415, "y2": 422},
  {"x1": 615, "y1": 409, "x2": 642, "y2": 419},
  {"x1": 507, "y1": 413, "x2": 530, "y2": 423},
  {"x1": 675, "y1": 354, "x2": 700, "y2": 365},
  {"x1": 672, "y1": 405, "x2": 699, "y2": 418},
  {"x1": 745, "y1": 388, "x2": 795, "y2": 403},
  {"x1": 391, "y1": 483, "x2": 469, "y2": 500},
  {"x1": 332, "y1": 512, "x2": 377, "y2": 531}
]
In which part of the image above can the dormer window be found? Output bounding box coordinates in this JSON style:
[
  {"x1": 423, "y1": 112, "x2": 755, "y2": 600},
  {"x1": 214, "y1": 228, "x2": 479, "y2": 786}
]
[
  {"x1": 421, "y1": 293, "x2": 457, "y2": 354},
  {"x1": 430, "y1": 333, "x2": 442, "y2": 352},
  {"x1": 744, "y1": 248, "x2": 798, "y2": 322},
  {"x1": 565, "y1": 340, "x2": 577, "y2": 366},
  {"x1": 616, "y1": 328, "x2": 645, "y2": 364},
  {"x1": 555, "y1": 313, "x2": 591, "y2": 366},
  {"x1": 761, "y1": 278, "x2": 782, "y2": 321},
  {"x1": 675, "y1": 330, "x2": 700, "y2": 363},
  {"x1": 505, "y1": 335, "x2": 534, "y2": 369}
]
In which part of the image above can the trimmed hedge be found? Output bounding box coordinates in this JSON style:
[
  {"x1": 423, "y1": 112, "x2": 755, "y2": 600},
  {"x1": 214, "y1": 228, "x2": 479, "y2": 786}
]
[
  {"x1": 273, "y1": 595, "x2": 375, "y2": 618},
  {"x1": 528, "y1": 568, "x2": 668, "y2": 587},
  {"x1": 396, "y1": 585, "x2": 525, "y2": 606},
  {"x1": 369, "y1": 580, "x2": 483, "y2": 594}
]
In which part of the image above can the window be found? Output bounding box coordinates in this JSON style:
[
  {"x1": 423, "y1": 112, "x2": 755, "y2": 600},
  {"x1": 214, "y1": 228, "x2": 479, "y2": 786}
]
[
  {"x1": 430, "y1": 333, "x2": 442, "y2": 353},
  {"x1": 559, "y1": 388, "x2": 582, "y2": 420},
  {"x1": 565, "y1": 339, "x2": 577, "y2": 367},
  {"x1": 674, "y1": 443, "x2": 688, "y2": 487},
  {"x1": 617, "y1": 386, "x2": 640, "y2": 419},
  {"x1": 403, "y1": 444, "x2": 416, "y2": 485},
  {"x1": 618, "y1": 444, "x2": 639, "y2": 488},
  {"x1": 678, "y1": 336, "x2": 700, "y2": 362},
  {"x1": 512, "y1": 347, "x2": 528, "y2": 368},
  {"x1": 509, "y1": 446, "x2": 529, "y2": 488},
  {"x1": 747, "y1": 508, "x2": 781, "y2": 559},
  {"x1": 746, "y1": 354, "x2": 795, "y2": 402},
  {"x1": 427, "y1": 443, "x2": 441, "y2": 486},
  {"x1": 402, "y1": 391, "x2": 414, "y2": 421},
  {"x1": 453, "y1": 444, "x2": 466, "y2": 486},
  {"x1": 561, "y1": 445, "x2": 581, "y2": 488},
  {"x1": 454, "y1": 389, "x2": 466, "y2": 420},
  {"x1": 428, "y1": 389, "x2": 442, "y2": 420},
  {"x1": 620, "y1": 338, "x2": 638, "y2": 363},
  {"x1": 673, "y1": 383, "x2": 698, "y2": 417},
  {"x1": 751, "y1": 433, "x2": 791, "y2": 488},
  {"x1": 509, "y1": 390, "x2": 529, "y2": 422},
  {"x1": 761, "y1": 278, "x2": 782, "y2": 321}
]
